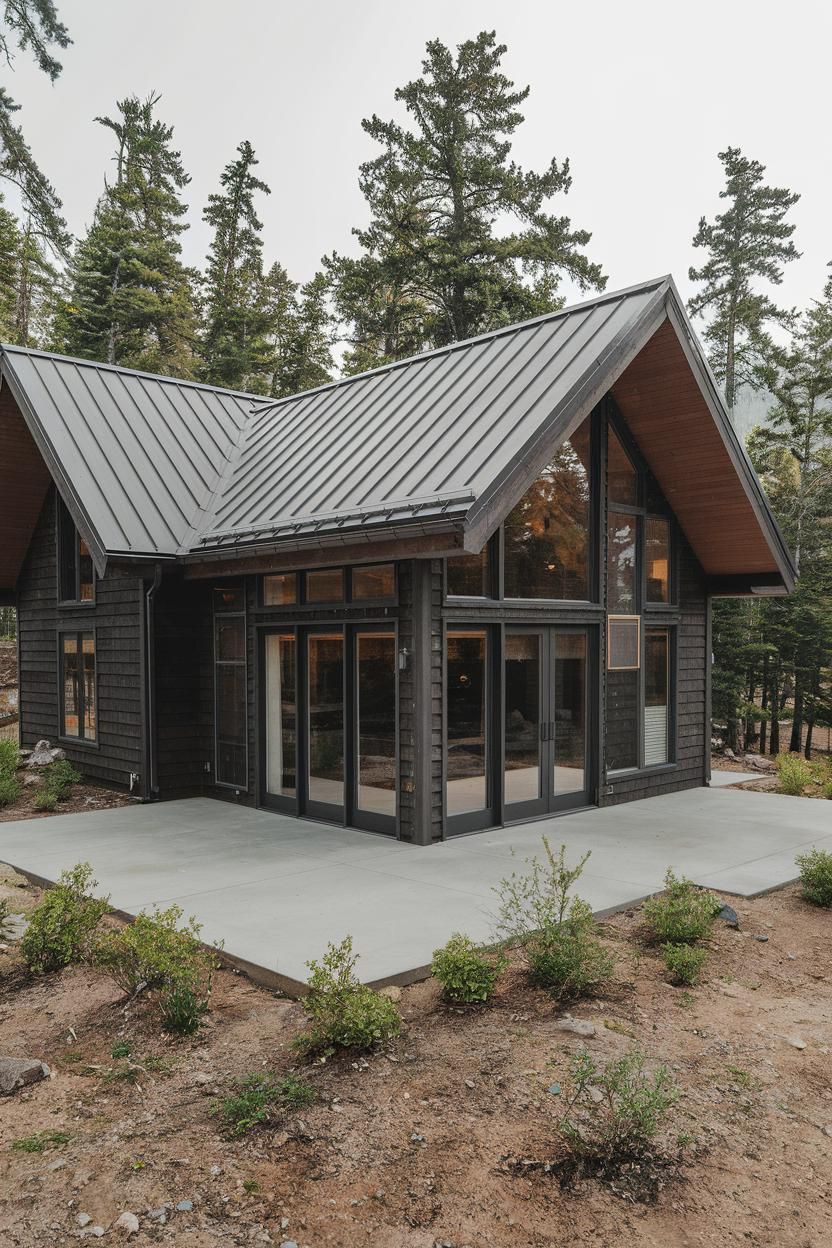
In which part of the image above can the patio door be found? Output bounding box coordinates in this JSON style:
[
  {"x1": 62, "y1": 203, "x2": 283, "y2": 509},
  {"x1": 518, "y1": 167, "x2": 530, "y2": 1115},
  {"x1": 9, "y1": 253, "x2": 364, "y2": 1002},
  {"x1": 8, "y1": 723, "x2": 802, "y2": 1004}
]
[
  {"x1": 503, "y1": 626, "x2": 590, "y2": 819},
  {"x1": 263, "y1": 624, "x2": 397, "y2": 834}
]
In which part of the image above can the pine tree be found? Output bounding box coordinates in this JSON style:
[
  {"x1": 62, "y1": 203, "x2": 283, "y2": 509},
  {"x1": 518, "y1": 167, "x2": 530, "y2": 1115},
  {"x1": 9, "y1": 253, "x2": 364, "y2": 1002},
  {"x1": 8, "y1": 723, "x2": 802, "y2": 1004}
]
[
  {"x1": 200, "y1": 140, "x2": 274, "y2": 392},
  {"x1": 58, "y1": 94, "x2": 198, "y2": 375},
  {"x1": 0, "y1": 194, "x2": 58, "y2": 345},
  {"x1": 327, "y1": 30, "x2": 605, "y2": 371},
  {"x1": 271, "y1": 272, "x2": 333, "y2": 398},
  {"x1": 688, "y1": 147, "x2": 800, "y2": 414},
  {"x1": 0, "y1": 0, "x2": 71, "y2": 253}
]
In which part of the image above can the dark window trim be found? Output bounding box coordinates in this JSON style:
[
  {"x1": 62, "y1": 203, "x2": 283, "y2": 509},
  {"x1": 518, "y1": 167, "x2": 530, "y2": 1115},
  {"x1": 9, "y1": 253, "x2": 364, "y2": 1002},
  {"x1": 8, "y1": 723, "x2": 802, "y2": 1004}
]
[
  {"x1": 260, "y1": 564, "x2": 398, "y2": 610},
  {"x1": 213, "y1": 584, "x2": 249, "y2": 792},
  {"x1": 56, "y1": 494, "x2": 96, "y2": 607},
  {"x1": 57, "y1": 626, "x2": 99, "y2": 748},
  {"x1": 444, "y1": 622, "x2": 499, "y2": 835}
]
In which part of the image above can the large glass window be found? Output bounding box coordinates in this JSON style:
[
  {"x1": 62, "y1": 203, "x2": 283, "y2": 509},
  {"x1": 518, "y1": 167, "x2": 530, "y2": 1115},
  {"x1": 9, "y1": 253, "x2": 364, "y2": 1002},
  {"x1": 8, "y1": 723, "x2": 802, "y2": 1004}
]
[
  {"x1": 606, "y1": 668, "x2": 639, "y2": 771},
  {"x1": 646, "y1": 518, "x2": 670, "y2": 604},
  {"x1": 214, "y1": 588, "x2": 247, "y2": 788},
  {"x1": 608, "y1": 426, "x2": 638, "y2": 506},
  {"x1": 504, "y1": 633, "x2": 541, "y2": 806},
  {"x1": 503, "y1": 420, "x2": 591, "y2": 600},
  {"x1": 644, "y1": 630, "x2": 670, "y2": 765},
  {"x1": 60, "y1": 632, "x2": 96, "y2": 741},
  {"x1": 57, "y1": 496, "x2": 94, "y2": 603},
  {"x1": 446, "y1": 630, "x2": 489, "y2": 816},
  {"x1": 607, "y1": 512, "x2": 638, "y2": 613},
  {"x1": 447, "y1": 549, "x2": 490, "y2": 598},
  {"x1": 307, "y1": 633, "x2": 345, "y2": 806}
]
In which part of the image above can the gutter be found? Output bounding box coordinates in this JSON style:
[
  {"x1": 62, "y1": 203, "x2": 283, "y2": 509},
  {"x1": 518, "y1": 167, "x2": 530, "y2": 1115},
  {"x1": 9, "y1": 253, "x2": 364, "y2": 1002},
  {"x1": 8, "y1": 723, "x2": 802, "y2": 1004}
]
[{"x1": 142, "y1": 564, "x2": 163, "y2": 800}]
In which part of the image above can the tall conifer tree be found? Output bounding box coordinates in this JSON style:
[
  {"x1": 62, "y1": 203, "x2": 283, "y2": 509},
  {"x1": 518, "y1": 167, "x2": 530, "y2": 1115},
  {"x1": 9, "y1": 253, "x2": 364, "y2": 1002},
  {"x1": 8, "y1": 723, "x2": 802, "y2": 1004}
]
[
  {"x1": 58, "y1": 94, "x2": 197, "y2": 375},
  {"x1": 327, "y1": 30, "x2": 605, "y2": 371},
  {"x1": 200, "y1": 140, "x2": 273, "y2": 391},
  {"x1": 688, "y1": 147, "x2": 800, "y2": 414}
]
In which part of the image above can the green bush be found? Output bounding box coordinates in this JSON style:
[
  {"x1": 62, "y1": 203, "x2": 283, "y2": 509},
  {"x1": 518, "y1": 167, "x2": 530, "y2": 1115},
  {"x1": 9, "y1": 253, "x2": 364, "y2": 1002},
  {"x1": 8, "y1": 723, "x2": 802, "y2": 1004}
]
[
  {"x1": 94, "y1": 905, "x2": 214, "y2": 1030},
  {"x1": 298, "y1": 936, "x2": 400, "y2": 1055},
  {"x1": 560, "y1": 1048, "x2": 679, "y2": 1168},
  {"x1": 494, "y1": 838, "x2": 614, "y2": 1000},
  {"x1": 642, "y1": 870, "x2": 721, "y2": 945},
  {"x1": 431, "y1": 933, "x2": 503, "y2": 1003},
  {"x1": 0, "y1": 771, "x2": 21, "y2": 807},
  {"x1": 34, "y1": 789, "x2": 58, "y2": 812},
  {"x1": 20, "y1": 862, "x2": 110, "y2": 973},
  {"x1": 0, "y1": 738, "x2": 20, "y2": 775},
  {"x1": 40, "y1": 759, "x2": 82, "y2": 803},
  {"x1": 776, "y1": 752, "x2": 812, "y2": 796},
  {"x1": 160, "y1": 985, "x2": 209, "y2": 1036},
  {"x1": 213, "y1": 1072, "x2": 317, "y2": 1136},
  {"x1": 796, "y1": 848, "x2": 832, "y2": 908},
  {"x1": 662, "y1": 942, "x2": 707, "y2": 986}
]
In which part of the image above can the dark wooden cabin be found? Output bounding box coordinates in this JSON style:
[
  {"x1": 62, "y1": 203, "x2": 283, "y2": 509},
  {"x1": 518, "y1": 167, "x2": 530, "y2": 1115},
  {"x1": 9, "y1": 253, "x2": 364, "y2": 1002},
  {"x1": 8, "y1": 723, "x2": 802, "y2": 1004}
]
[{"x1": 0, "y1": 276, "x2": 795, "y2": 844}]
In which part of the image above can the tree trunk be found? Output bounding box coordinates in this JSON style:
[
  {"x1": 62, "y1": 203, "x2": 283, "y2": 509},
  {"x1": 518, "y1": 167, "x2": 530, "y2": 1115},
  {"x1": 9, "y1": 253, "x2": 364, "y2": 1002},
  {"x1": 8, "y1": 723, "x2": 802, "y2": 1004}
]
[
  {"x1": 789, "y1": 682, "x2": 803, "y2": 754},
  {"x1": 804, "y1": 718, "x2": 814, "y2": 761},
  {"x1": 769, "y1": 666, "x2": 780, "y2": 755},
  {"x1": 759, "y1": 654, "x2": 769, "y2": 754}
]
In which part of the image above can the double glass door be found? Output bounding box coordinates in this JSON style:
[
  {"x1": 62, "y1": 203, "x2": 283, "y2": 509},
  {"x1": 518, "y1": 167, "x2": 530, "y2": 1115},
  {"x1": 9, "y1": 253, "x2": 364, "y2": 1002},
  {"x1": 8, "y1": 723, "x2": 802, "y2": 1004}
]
[
  {"x1": 503, "y1": 627, "x2": 590, "y2": 819},
  {"x1": 264, "y1": 625, "x2": 397, "y2": 834}
]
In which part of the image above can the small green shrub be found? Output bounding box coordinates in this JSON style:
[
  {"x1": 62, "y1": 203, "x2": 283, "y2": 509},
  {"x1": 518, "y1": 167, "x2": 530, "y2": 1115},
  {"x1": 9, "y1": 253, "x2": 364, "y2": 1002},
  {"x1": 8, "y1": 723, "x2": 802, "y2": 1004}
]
[
  {"x1": 494, "y1": 839, "x2": 614, "y2": 1000},
  {"x1": 642, "y1": 870, "x2": 721, "y2": 945},
  {"x1": 776, "y1": 752, "x2": 812, "y2": 796},
  {"x1": 298, "y1": 936, "x2": 400, "y2": 1055},
  {"x1": 796, "y1": 848, "x2": 832, "y2": 908},
  {"x1": 213, "y1": 1072, "x2": 317, "y2": 1136},
  {"x1": 34, "y1": 789, "x2": 58, "y2": 812},
  {"x1": 94, "y1": 904, "x2": 213, "y2": 997},
  {"x1": 160, "y1": 985, "x2": 209, "y2": 1036},
  {"x1": 40, "y1": 759, "x2": 82, "y2": 803},
  {"x1": 0, "y1": 770, "x2": 21, "y2": 807},
  {"x1": 111, "y1": 1041, "x2": 131, "y2": 1059},
  {"x1": 0, "y1": 738, "x2": 20, "y2": 775},
  {"x1": 662, "y1": 942, "x2": 707, "y2": 986},
  {"x1": 20, "y1": 862, "x2": 110, "y2": 973},
  {"x1": 559, "y1": 1048, "x2": 679, "y2": 1183},
  {"x1": 11, "y1": 1130, "x2": 71, "y2": 1153},
  {"x1": 431, "y1": 933, "x2": 504, "y2": 1003}
]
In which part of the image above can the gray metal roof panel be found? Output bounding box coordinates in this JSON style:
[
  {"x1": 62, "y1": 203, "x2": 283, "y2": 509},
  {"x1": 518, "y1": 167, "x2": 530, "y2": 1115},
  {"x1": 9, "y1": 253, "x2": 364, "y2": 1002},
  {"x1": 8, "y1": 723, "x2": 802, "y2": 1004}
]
[
  {"x1": 0, "y1": 348, "x2": 255, "y2": 559},
  {"x1": 203, "y1": 280, "x2": 667, "y2": 544}
]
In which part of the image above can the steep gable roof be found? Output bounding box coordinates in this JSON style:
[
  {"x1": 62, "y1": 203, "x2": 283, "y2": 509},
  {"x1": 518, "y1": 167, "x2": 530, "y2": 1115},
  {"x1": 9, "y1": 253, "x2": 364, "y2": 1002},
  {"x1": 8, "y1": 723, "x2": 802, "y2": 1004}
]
[{"x1": 0, "y1": 275, "x2": 796, "y2": 594}]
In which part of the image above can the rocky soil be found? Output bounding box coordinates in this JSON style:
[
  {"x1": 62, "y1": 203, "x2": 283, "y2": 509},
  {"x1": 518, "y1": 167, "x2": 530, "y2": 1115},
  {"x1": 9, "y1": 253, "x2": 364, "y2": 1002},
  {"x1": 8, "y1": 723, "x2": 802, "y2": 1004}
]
[{"x1": 0, "y1": 866, "x2": 830, "y2": 1247}]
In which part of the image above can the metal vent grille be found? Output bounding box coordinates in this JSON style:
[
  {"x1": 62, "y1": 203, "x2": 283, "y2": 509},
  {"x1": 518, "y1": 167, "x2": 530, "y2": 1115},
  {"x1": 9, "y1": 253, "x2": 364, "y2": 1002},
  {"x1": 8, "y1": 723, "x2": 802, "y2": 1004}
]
[{"x1": 607, "y1": 616, "x2": 640, "y2": 670}]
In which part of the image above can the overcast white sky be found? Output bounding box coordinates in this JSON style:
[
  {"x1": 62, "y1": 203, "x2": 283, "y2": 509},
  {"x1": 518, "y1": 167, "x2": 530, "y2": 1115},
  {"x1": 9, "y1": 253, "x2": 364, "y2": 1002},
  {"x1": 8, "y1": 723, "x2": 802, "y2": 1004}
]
[{"x1": 6, "y1": 0, "x2": 831, "y2": 316}]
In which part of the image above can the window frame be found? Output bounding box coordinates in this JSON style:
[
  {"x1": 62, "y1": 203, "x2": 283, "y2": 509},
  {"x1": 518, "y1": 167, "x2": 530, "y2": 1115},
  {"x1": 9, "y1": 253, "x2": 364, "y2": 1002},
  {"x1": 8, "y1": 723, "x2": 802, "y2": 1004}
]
[
  {"x1": 260, "y1": 564, "x2": 398, "y2": 610},
  {"x1": 444, "y1": 410, "x2": 601, "y2": 606},
  {"x1": 56, "y1": 495, "x2": 96, "y2": 607},
  {"x1": 213, "y1": 584, "x2": 249, "y2": 791},
  {"x1": 58, "y1": 628, "x2": 98, "y2": 747}
]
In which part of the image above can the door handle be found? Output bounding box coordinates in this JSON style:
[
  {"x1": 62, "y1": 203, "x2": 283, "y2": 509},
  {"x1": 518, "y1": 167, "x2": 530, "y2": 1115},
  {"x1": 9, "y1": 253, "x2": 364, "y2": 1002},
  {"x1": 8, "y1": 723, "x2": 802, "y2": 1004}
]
[{"x1": 540, "y1": 721, "x2": 548, "y2": 741}]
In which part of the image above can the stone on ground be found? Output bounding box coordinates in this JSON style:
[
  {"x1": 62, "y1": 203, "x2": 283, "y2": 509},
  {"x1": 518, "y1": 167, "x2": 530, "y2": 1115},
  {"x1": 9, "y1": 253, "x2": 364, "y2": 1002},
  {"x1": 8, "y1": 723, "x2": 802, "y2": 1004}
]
[{"x1": 0, "y1": 1056, "x2": 50, "y2": 1095}]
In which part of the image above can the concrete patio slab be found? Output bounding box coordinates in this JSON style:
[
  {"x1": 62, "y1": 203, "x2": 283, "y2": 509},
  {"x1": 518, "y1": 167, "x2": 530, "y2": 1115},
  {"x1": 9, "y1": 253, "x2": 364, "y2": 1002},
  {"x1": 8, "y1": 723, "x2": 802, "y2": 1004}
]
[
  {"x1": 708, "y1": 769, "x2": 762, "y2": 787},
  {"x1": 1, "y1": 786, "x2": 829, "y2": 991}
]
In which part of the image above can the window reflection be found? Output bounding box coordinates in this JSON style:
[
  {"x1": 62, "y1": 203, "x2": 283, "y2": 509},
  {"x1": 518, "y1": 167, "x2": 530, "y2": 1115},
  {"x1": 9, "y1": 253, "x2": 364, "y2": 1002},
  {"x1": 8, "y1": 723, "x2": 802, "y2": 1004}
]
[
  {"x1": 447, "y1": 549, "x2": 490, "y2": 597},
  {"x1": 446, "y1": 631, "x2": 488, "y2": 815},
  {"x1": 607, "y1": 512, "x2": 637, "y2": 613},
  {"x1": 608, "y1": 426, "x2": 638, "y2": 506},
  {"x1": 644, "y1": 630, "x2": 669, "y2": 765},
  {"x1": 356, "y1": 632, "x2": 396, "y2": 815},
  {"x1": 503, "y1": 420, "x2": 591, "y2": 600},
  {"x1": 646, "y1": 518, "x2": 670, "y2": 603}
]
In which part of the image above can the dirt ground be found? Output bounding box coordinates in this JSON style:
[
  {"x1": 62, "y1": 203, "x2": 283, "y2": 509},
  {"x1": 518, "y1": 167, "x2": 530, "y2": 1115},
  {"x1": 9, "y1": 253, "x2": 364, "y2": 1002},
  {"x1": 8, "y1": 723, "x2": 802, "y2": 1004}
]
[
  {"x1": 0, "y1": 778, "x2": 131, "y2": 823},
  {"x1": 0, "y1": 867, "x2": 830, "y2": 1248}
]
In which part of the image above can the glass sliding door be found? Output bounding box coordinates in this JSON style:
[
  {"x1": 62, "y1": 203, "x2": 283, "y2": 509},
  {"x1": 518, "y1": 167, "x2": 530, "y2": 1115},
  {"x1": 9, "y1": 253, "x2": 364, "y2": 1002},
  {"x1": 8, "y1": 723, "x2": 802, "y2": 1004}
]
[
  {"x1": 306, "y1": 631, "x2": 345, "y2": 819},
  {"x1": 446, "y1": 629, "x2": 493, "y2": 831},
  {"x1": 501, "y1": 626, "x2": 592, "y2": 820},
  {"x1": 552, "y1": 632, "x2": 587, "y2": 800},
  {"x1": 504, "y1": 630, "x2": 546, "y2": 819},
  {"x1": 354, "y1": 629, "x2": 397, "y2": 833},
  {"x1": 264, "y1": 632, "x2": 296, "y2": 802}
]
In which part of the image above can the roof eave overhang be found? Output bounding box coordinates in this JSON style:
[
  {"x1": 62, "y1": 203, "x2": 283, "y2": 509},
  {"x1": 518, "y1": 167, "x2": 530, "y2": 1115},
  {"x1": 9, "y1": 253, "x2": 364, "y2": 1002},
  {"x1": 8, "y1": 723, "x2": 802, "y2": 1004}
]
[{"x1": 0, "y1": 356, "x2": 110, "y2": 579}]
